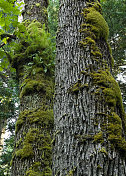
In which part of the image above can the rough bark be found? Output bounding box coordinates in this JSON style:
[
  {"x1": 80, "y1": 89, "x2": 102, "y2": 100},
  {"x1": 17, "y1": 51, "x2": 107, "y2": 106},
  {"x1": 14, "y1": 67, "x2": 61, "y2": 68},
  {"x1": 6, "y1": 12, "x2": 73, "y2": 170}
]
[
  {"x1": 23, "y1": 0, "x2": 48, "y2": 27},
  {"x1": 11, "y1": 0, "x2": 54, "y2": 176},
  {"x1": 53, "y1": 0, "x2": 126, "y2": 175}
]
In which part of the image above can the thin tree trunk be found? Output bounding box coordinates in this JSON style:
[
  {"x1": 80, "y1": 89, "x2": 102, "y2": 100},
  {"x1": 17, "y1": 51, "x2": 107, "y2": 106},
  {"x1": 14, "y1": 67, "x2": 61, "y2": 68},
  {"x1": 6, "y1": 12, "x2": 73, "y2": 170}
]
[
  {"x1": 0, "y1": 122, "x2": 6, "y2": 156},
  {"x1": 53, "y1": 0, "x2": 126, "y2": 175},
  {"x1": 11, "y1": 0, "x2": 54, "y2": 175}
]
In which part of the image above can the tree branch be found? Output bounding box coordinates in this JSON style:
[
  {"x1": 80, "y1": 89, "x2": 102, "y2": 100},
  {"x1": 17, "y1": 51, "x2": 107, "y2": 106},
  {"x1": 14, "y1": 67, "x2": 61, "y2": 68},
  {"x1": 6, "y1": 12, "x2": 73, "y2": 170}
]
[
  {"x1": 0, "y1": 42, "x2": 6, "y2": 48},
  {"x1": 0, "y1": 33, "x2": 17, "y2": 49},
  {"x1": 1, "y1": 34, "x2": 16, "y2": 40}
]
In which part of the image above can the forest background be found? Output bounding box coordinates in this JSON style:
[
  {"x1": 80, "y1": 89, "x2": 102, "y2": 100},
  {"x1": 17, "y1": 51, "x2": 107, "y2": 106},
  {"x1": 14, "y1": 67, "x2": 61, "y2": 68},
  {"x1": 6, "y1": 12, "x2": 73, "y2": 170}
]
[{"x1": 0, "y1": 0, "x2": 125, "y2": 175}]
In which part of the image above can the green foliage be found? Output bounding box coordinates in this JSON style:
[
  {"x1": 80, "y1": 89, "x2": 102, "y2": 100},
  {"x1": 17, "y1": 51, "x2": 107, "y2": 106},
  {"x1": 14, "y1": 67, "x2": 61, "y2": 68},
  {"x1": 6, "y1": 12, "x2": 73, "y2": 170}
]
[
  {"x1": 101, "y1": 0, "x2": 126, "y2": 109},
  {"x1": 0, "y1": 0, "x2": 22, "y2": 31},
  {"x1": 48, "y1": 0, "x2": 59, "y2": 38},
  {"x1": 0, "y1": 0, "x2": 23, "y2": 75},
  {"x1": 0, "y1": 135, "x2": 14, "y2": 176},
  {"x1": 0, "y1": 77, "x2": 19, "y2": 176},
  {"x1": 101, "y1": 0, "x2": 126, "y2": 66},
  {"x1": 12, "y1": 20, "x2": 55, "y2": 74}
]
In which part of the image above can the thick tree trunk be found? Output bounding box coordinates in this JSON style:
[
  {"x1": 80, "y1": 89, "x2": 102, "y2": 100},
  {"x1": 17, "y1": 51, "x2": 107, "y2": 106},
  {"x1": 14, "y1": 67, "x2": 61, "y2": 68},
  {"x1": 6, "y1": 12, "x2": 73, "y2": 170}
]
[
  {"x1": 53, "y1": 0, "x2": 126, "y2": 175},
  {"x1": 11, "y1": 0, "x2": 54, "y2": 176}
]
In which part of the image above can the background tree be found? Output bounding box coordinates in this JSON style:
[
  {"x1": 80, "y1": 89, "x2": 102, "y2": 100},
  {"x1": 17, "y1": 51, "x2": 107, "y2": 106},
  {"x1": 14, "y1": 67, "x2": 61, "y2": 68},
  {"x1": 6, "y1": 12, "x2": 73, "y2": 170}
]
[
  {"x1": 48, "y1": 0, "x2": 59, "y2": 39},
  {"x1": 53, "y1": 0, "x2": 126, "y2": 175}
]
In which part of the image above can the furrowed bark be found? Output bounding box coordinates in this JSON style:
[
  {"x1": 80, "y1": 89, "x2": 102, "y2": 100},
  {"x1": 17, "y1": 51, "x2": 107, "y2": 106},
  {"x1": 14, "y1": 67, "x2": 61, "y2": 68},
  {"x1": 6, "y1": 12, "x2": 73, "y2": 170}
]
[{"x1": 53, "y1": 0, "x2": 126, "y2": 175}]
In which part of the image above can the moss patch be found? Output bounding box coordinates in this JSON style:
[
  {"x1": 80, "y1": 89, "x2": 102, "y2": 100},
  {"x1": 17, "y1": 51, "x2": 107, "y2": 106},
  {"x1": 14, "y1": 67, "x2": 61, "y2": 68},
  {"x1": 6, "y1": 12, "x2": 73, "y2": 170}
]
[
  {"x1": 93, "y1": 131, "x2": 104, "y2": 143},
  {"x1": 91, "y1": 69, "x2": 126, "y2": 156},
  {"x1": 80, "y1": 1, "x2": 114, "y2": 66},
  {"x1": 66, "y1": 167, "x2": 76, "y2": 176},
  {"x1": 12, "y1": 20, "x2": 55, "y2": 75},
  {"x1": 68, "y1": 80, "x2": 89, "y2": 94},
  {"x1": 83, "y1": 6, "x2": 109, "y2": 41},
  {"x1": 15, "y1": 108, "x2": 53, "y2": 134},
  {"x1": 20, "y1": 76, "x2": 53, "y2": 98},
  {"x1": 91, "y1": 69, "x2": 124, "y2": 115},
  {"x1": 15, "y1": 126, "x2": 53, "y2": 174},
  {"x1": 16, "y1": 143, "x2": 34, "y2": 159}
]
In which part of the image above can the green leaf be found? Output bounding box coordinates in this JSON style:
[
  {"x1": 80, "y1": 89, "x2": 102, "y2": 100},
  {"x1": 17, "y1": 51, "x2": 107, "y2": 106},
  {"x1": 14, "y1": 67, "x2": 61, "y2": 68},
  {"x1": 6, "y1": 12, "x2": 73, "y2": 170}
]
[{"x1": 0, "y1": 67, "x2": 3, "y2": 72}]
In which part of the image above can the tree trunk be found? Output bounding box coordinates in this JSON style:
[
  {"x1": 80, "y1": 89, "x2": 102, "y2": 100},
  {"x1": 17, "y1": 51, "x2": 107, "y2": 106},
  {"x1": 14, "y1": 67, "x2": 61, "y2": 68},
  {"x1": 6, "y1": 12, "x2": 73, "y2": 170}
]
[
  {"x1": 53, "y1": 0, "x2": 126, "y2": 175},
  {"x1": 11, "y1": 0, "x2": 54, "y2": 175},
  {"x1": 0, "y1": 122, "x2": 6, "y2": 156},
  {"x1": 23, "y1": 0, "x2": 48, "y2": 27}
]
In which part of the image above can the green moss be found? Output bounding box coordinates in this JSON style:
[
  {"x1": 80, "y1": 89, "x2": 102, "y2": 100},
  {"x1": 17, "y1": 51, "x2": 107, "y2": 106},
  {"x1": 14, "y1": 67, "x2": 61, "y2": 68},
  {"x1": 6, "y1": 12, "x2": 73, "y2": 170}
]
[
  {"x1": 12, "y1": 20, "x2": 55, "y2": 73},
  {"x1": 69, "y1": 81, "x2": 81, "y2": 94},
  {"x1": 91, "y1": 50, "x2": 102, "y2": 58},
  {"x1": 15, "y1": 126, "x2": 53, "y2": 174},
  {"x1": 80, "y1": 37, "x2": 96, "y2": 47},
  {"x1": 20, "y1": 75, "x2": 54, "y2": 98},
  {"x1": 91, "y1": 69, "x2": 126, "y2": 156},
  {"x1": 31, "y1": 67, "x2": 43, "y2": 75},
  {"x1": 75, "y1": 134, "x2": 94, "y2": 143},
  {"x1": 35, "y1": 3, "x2": 40, "y2": 7},
  {"x1": 97, "y1": 165, "x2": 102, "y2": 169},
  {"x1": 103, "y1": 88, "x2": 116, "y2": 107},
  {"x1": 94, "y1": 131, "x2": 104, "y2": 143},
  {"x1": 66, "y1": 167, "x2": 76, "y2": 176},
  {"x1": 15, "y1": 112, "x2": 27, "y2": 134},
  {"x1": 108, "y1": 112, "x2": 122, "y2": 125},
  {"x1": 25, "y1": 162, "x2": 52, "y2": 176},
  {"x1": 15, "y1": 108, "x2": 53, "y2": 134},
  {"x1": 12, "y1": 19, "x2": 54, "y2": 174},
  {"x1": 15, "y1": 128, "x2": 39, "y2": 159},
  {"x1": 42, "y1": 7, "x2": 48, "y2": 15},
  {"x1": 16, "y1": 143, "x2": 34, "y2": 159},
  {"x1": 69, "y1": 80, "x2": 89, "y2": 94},
  {"x1": 80, "y1": 1, "x2": 110, "y2": 64},
  {"x1": 20, "y1": 80, "x2": 46, "y2": 98},
  {"x1": 99, "y1": 147, "x2": 108, "y2": 156},
  {"x1": 83, "y1": 2, "x2": 109, "y2": 41},
  {"x1": 80, "y1": 83, "x2": 89, "y2": 89},
  {"x1": 26, "y1": 170, "x2": 42, "y2": 176},
  {"x1": 14, "y1": 109, "x2": 53, "y2": 171},
  {"x1": 86, "y1": 10, "x2": 109, "y2": 41},
  {"x1": 91, "y1": 69, "x2": 124, "y2": 115},
  {"x1": 16, "y1": 138, "x2": 22, "y2": 148},
  {"x1": 27, "y1": 109, "x2": 54, "y2": 128}
]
